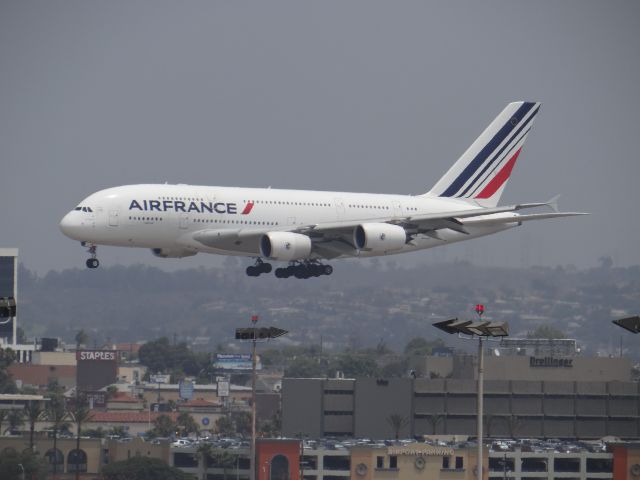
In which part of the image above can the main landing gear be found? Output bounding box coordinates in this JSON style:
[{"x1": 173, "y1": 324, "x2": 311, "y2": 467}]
[
  {"x1": 246, "y1": 259, "x2": 272, "y2": 277},
  {"x1": 245, "y1": 259, "x2": 334, "y2": 278},
  {"x1": 82, "y1": 242, "x2": 100, "y2": 269},
  {"x1": 274, "y1": 261, "x2": 333, "y2": 279}
]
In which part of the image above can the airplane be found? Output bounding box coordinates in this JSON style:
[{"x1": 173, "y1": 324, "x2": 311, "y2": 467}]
[{"x1": 59, "y1": 101, "x2": 586, "y2": 279}]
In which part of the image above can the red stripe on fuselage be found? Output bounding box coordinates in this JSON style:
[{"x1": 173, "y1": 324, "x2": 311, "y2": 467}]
[
  {"x1": 241, "y1": 201, "x2": 254, "y2": 215},
  {"x1": 474, "y1": 148, "x2": 521, "y2": 199}
]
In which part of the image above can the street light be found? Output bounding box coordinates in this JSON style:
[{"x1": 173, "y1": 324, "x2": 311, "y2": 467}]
[
  {"x1": 432, "y1": 305, "x2": 508, "y2": 480},
  {"x1": 235, "y1": 315, "x2": 288, "y2": 480}
]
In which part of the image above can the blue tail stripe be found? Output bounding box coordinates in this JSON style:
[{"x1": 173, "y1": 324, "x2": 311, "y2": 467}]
[
  {"x1": 441, "y1": 102, "x2": 537, "y2": 197},
  {"x1": 459, "y1": 106, "x2": 539, "y2": 198}
]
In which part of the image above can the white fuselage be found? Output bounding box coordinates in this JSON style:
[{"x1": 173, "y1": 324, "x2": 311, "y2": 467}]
[{"x1": 60, "y1": 184, "x2": 515, "y2": 260}]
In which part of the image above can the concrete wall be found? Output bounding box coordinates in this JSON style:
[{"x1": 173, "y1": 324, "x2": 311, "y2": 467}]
[
  {"x1": 281, "y1": 377, "x2": 640, "y2": 440},
  {"x1": 281, "y1": 378, "x2": 324, "y2": 438},
  {"x1": 354, "y1": 378, "x2": 413, "y2": 439}
]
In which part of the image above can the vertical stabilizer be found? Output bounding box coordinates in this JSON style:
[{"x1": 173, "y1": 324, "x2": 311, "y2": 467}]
[{"x1": 425, "y1": 101, "x2": 541, "y2": 207}]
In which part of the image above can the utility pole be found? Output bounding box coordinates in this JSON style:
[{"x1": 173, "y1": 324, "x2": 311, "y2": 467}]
[
  {"x1": 251, "y1": 314, "x2": 258, "y2": 480},
  {"x1": 433, "y1": 304, "x2": 509, "y2": 480},
  {"x1": 235, "y1": 316, "x2": 288, "y2": 480}
]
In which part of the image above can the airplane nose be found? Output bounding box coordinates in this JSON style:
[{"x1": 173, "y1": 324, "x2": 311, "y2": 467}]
[{"x1": 59, "y1": 212, "x2": 82, "y2": 239}]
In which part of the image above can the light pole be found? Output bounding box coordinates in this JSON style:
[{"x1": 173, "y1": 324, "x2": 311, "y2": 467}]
[
  {"x1": 235, "y1": 316, "x2": 288, "y2": 480},
  {"x1": 433, "y1": 305, "x2": 508, "y2": 480},
  {"x1": 251, "y1": 314, "x2": 258, "y2": 480}
]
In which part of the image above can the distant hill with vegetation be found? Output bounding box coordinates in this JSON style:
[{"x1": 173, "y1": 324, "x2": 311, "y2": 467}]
[{"x1": 16, "y1": 259, "x2": 640, "y2": 360}]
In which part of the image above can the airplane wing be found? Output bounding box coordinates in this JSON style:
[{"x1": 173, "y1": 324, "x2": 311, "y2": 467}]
[{"x1": 185, "y1": 200, "x2": 587, "y2": 259}]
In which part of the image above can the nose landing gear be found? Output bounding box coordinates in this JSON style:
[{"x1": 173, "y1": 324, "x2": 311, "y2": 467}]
[{"x1": 83, "y1": 243, "x2": 100, "y2": 269}]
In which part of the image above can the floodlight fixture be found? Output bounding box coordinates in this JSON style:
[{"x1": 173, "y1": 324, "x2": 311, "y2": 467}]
[
  {"x1": 432, "y1": 317, "x2": 508, "y2": 338},
  {"x1": 0, "y1": 297, "x2": 16, "y2": 318},
  {"x1": 432, "y1": 318, "x2": 460, "y2": 335},
  {"x1": 612, "y1": 315, "x2": 640, "y2": 334}
]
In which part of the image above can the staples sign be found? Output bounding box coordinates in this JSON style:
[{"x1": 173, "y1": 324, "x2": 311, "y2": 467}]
[{"x1": 76, "y1": 350, "x2": 117, "y2": 361}]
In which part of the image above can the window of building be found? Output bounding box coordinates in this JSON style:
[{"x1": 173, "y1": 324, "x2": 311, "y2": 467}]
[
  {"x1": 377, "y1": 456, "x2": 384, "y2": 469},
  {"x1": 67, "y1": 449, "x2": 88, "y2": 473},
  {"x1": 301, "y1": 455, "x2": 318, "y2": 470},
  {"x1": 442, "y1": 456, "x2": 450, "y2": 469},
  {"x1": 323, "y1": 455, "x2": 350, "y2": 471},
  {"x1": 389, "y1": 456, "x2": 398, "y2": 469},
  {"x1": 554, "y1": 458, "x2": 580, "y2": 472},
  {"x1": 455, "y1": 456, "x2": 464, "y2": 469}
]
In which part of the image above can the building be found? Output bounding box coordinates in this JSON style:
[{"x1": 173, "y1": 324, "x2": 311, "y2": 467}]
[
  {"x1": 282, "y1": 376, "x2": 640, "y2": 439},
  {"x1": 417, "y1": 354, "x2": 631, "y2": 382},
  {"x1": 0, "y1": 436, "x2": 103, "y2": 478},
  {"x1": 351, "y1": 443, "x2": 477, "y2": 480}
]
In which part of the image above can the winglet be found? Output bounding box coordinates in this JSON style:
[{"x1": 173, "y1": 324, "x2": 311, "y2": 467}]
[{"x1": 546, "y1": 194, "x2": 560, "y2": 213}]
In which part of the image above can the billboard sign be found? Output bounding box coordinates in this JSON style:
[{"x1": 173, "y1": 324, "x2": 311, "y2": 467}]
[
  {"x1": 150, "y1": 374, "x2": 171, "y2": 384},
  {"x1": 179, "y1": 379, "x2": 194, "y2": 400},
  {"x1": 217, "y1": 379, "x2": 230, "y2": 397},
  {"x1": 214, "y1": 354, "x2": 262, "y2": 371}
]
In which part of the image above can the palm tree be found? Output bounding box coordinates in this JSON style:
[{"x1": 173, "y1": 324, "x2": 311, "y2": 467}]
[
  {"x1": 197, "y1": 442, "x2": 213, "y2": 480},
  {"x1": 25, "y1": 400, "x2": 45, "y2": 451},
  {"x1": 68, "y1": 394, "x2": 94, "y2": 480},
  {"x1": 46, "y1": 396, "x2": 69, "y2": 476},
  {"x1": 386, "y1": 414, "x2": 409, "y2": 440},
  {"x1": 0, "y1": 409, "x2": 8, "y2": 435},
  {"x1": 8, "y1": 408, "x2": 24, "y2": 435},
  {"x1": 212, "y1": 450, "x2": 237, "y2": 480},
  {"x1": 428, "y1": 414, "x2": 444, "y2": 435}
]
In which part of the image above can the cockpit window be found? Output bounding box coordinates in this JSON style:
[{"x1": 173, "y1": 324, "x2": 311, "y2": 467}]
[
  {"x1": 76, "y1": 206, "x2": 93, "y2": 212},
  {"x1": 75, "y1": 207, "x2": 82, "y2": 211}
]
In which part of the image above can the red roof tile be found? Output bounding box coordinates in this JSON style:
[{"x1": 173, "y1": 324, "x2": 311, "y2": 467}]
[{"x1": 88, "y1": 411, "x2": 179, "y2": 423}]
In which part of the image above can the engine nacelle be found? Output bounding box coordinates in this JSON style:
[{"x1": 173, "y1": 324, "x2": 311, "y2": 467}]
[
  {"x1": 260, "y1": 232, "x2": 312, "y2": 261},
  {"x1": 151, "y1": 248, "x2": 197, "y2": 258},
  {"x1": 354, "y1": 223, "x2": 407, "y2": 253}
]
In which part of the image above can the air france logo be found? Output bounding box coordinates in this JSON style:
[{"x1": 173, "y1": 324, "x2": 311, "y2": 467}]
[{"x1": 129, "y1": 199, "x2": 254, "y2": 215}]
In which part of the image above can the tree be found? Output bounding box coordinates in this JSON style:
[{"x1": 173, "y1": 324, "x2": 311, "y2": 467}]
[
  {"x1": 197, "y1": 442, "x2": 213, "y2": 480},
  {"x1": 0, "y1": 448, "x2": 47, "y2": 480},
  {"x1": 45, "y1": 395, "x2": 69, "y2": 476},
  {"x1": 102, "y1": 456, "x2": 193, "y2": 480},
  {"x1": 232, "y1": 412, "x2": 251, "y2": 437},
  {"x1": 427, "y1": 414, "x2": 444, "y2": 435},
  {"x1": 0, "y1": 410, "x2": 8, "y2": 436},
  {"x1": 177, "y1": 412, "x2": 198, "y2": 438},
  {"x1": 404, "y1": 337, "x2": 445, "y2": 356},
  {"x1": 74, "y1": 329, "x2": 89, "y2": 350},
  {"x1": 148, "y1": 414, "x2": 178, "y2": 438},
  {"x1": 68, "y1": 394, "x2": 93, "y2": 480},
  {"x1": 7, "y1": 409, "x2": 23, "y2": 435},
  {"x1": 386, "y1": 414, "x2": 409, "y2": 440},
  {"x1": 25, "y1": 400, "x2": 45, "y2": 451},
  {"x1": 215, "y1": 416, "x2": 234, "y2": 437},
  {"x1": 0, "y1": 348, "x2": 17, "y2": 394},
  {"x1": 211, "y1": 450, "x2": 237, "y2": 480}
]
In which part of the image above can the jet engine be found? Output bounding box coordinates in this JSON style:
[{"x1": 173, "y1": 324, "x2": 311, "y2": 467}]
[
  {"x1": 260, "y1": 232, "x2": 312, "y2": 261},
  {"x1": 354, "y1": 223, "x2": 407, "y2": 253},
  {"x1": 151, "y1": 248, "x2": 197, "y2": 258}
]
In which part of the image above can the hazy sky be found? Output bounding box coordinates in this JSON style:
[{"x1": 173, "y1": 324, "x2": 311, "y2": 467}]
[{"x1": 2, "y1": 1, "x2": 639, "y2": 273}]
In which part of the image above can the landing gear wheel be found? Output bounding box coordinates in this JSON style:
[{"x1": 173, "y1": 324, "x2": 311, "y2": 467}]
[
  {"x1": 86, "y1": 258, "x2": 100, "y2": 269},
  {"x1": 323, "y1": 265, "x2": 333, "y2": 275},
  {"x1": 246, "y1": 259, "x2": 273, "y2": 277}
]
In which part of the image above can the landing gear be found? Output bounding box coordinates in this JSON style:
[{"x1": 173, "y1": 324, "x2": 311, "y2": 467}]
[
  {"x1": 83, "y1": 243, "x2": 100, "y2": 269},
  {"x1": 246, "y1": 259, "x2": 272, "y2": 277},
  {"x1": 274, "y1": 261, "x2": 333, "y2": 279}
]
